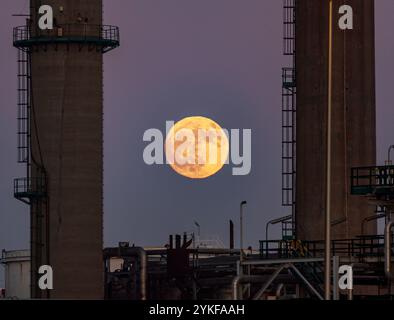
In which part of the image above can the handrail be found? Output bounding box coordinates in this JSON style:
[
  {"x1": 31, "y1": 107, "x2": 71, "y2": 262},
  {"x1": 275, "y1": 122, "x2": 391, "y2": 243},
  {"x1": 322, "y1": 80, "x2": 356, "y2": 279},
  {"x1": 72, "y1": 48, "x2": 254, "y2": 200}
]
[
  {"x1": 260, "y1": 235, "x2": 393, "y2": 259},
  {"x1": 13, "y1": 24, "x2": 120, "y2": 52},
  {"x1": 14, "y1": 177, "x2": 46, "y2": 195},
  {"x1": 351, "y1": 165, "x2": 394, "y2": 191}
]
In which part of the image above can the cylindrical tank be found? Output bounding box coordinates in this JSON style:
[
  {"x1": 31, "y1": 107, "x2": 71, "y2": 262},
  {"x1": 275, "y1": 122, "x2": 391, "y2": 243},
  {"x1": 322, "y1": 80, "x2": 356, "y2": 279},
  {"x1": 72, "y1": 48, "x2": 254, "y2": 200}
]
[
  {"x1": 296, "y1": 0, "x2": 376, "y2": 240},
  {"x1": 1, "y1": 250, "x2": 30, "y2": 299},
  {"x1": 29, "y1": 0, "x2": 105, "y2": 298}
]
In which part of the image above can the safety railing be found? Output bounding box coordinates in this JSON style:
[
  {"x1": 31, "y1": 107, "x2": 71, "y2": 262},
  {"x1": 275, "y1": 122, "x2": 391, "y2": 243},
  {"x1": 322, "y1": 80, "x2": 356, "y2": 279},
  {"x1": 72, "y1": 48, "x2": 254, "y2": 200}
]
[
  {"x1": 283, "y1": 0, "x2": 296, "y2": 55},
  {"x1": 351, "y1": 165, "x2": 394, "y2": 196},
  {"x1": 282, "y1": 67, "x2": 296, "y2": 89},
  {"x1": 260, "y1": 235, "x2": 394, "y2": 260},
  {"x1": 13, "y1": 24, "x2": 119, "y2": 52},
  {"x1": 14, "y1": 176, "x2": 46, "y2": 199}
]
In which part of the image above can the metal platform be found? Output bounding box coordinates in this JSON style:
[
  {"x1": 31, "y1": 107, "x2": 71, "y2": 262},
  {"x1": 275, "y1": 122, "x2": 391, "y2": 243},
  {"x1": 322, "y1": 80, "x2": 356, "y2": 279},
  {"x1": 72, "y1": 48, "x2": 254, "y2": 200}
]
[
  {"x1": 13, "y1": 24, "x2": 120, "y2": 53},
  {"x1": 14, "y1": 177, "x2": 46, "y2": 204},
  {"x1": 260, "y1": 235, "x2": 394, "y2": 262},
  {"x1": 351, "y1": 165, "x2": 394, "y2": 199}
]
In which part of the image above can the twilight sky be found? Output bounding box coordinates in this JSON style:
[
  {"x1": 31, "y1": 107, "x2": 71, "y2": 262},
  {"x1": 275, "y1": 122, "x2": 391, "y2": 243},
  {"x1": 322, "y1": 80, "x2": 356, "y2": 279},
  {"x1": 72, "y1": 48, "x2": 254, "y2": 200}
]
[{"x1": 1, "y1": 1, "x2": 394, "y2": 286}]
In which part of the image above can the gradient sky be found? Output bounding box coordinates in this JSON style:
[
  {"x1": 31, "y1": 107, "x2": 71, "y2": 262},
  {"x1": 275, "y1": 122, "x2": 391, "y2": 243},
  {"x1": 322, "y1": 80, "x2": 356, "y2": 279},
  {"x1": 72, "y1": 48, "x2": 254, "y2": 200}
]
[{"x1": 1, "y1": 1, "x2": 394, "y2": 287}]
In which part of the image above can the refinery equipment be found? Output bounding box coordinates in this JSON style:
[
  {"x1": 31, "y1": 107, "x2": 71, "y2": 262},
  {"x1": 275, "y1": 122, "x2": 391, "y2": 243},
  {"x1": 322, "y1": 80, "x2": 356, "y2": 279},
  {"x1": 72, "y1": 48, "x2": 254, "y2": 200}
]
[
  {"x1": 0, "y1": 250, "x2": 30, "y2": 299},
  {"x1": 271, "y1": 0, "x2": 394, "y2": 299},
  {"x1": 7, "y1": 0, "x2": 394, "y2": 301},
  {"x1": 281, "y1": 0, "x2": 376, "y2": 240},
  {"x1": 12, "y1": 0, "x2": 119, "y2": 298}
]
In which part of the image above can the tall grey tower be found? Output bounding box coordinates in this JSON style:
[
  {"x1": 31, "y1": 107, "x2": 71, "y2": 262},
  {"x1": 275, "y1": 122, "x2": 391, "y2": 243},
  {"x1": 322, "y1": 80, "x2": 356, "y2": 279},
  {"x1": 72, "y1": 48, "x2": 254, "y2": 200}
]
[
  {"x1": 295, "y1": 0, "x2": 376, "y2": 240},
  {"x1": 13, "y1": 0, "x2": 119, "y2": 298}
]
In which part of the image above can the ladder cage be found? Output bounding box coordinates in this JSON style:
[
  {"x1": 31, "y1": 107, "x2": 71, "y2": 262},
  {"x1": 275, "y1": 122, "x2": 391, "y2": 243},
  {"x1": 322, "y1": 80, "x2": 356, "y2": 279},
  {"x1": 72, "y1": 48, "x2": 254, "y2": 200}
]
[
  {"x1": 281, "y1": 0, "x2": 297, "y2": 237},
  {"x1": 283, "y1": 0, "x2": 296, "y2": 56},
  {"x1": 17, "y1": 48, "x2": 31, "y2": 164},
  {"x1": 14, "y1": 25, "x2": 48, "y2": 202}
]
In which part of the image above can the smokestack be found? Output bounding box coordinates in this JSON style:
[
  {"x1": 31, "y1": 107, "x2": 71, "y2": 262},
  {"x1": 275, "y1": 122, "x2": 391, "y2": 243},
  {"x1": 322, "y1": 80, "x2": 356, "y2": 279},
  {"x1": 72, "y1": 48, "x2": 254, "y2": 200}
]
[
  {"x1": 296, "y1": 0, "x2": 376, "y2": 240},
  {"x1": 175, "y1": 235, "x2": 181, "y2": 249},
  {"x1": 183, "y1": 232, "x2": 187, "y2": 246},
  {"x1": 229, "y1": 220, "x2": 234, "y2": 249},
  {"x1": 12, "y1": 0, "x2": 119, "y2": 298}
]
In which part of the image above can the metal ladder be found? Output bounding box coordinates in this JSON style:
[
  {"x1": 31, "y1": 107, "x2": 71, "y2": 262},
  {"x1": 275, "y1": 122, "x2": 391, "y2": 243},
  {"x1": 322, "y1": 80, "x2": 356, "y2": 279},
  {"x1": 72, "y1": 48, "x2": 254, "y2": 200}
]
[
  {"x1": 17, "y1": 48, "x2": 31, "y2": 165},
  {"x1": 14, "y1": 34, "x2": 49, "y2": 298},
  {"x1": 281, "y1": 0, "x2": 296, "y2": 237},
  {"x1": 14, "y1": 45, "x2": 47, "y2": 204}
]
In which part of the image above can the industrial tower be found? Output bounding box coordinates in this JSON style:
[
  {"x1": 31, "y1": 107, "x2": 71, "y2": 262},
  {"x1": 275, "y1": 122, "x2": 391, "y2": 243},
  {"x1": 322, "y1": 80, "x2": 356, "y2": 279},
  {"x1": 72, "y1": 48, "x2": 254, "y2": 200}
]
[
  {"x1": 13, "y1": 0, "x2": 119, "y2": 298},
  {"x1": 281, "y1": 0, "x2": 377, "y2": 241}
]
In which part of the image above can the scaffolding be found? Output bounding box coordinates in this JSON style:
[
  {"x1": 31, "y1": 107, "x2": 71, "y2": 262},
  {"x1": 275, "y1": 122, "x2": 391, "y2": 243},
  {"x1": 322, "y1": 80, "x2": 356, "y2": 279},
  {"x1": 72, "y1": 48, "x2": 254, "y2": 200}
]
[{"x1": 281, "y1": 0, "x2": 296, "y2": 238}]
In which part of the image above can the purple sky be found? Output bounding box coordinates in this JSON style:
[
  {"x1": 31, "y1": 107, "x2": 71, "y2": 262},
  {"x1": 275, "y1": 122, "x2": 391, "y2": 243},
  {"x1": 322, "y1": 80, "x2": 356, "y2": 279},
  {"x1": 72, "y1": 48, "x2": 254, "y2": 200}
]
[{"x1": 1, "y1": 1, "x2": 394, "y2": 286}]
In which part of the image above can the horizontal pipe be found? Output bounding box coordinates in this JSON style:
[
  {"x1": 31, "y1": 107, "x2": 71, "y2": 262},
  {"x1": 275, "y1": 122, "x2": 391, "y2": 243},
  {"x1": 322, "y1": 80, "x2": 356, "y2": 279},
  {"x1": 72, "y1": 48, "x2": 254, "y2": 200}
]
[
  {"x1": 189, "y1": 248, "x2": 241, "y2": 255},
  {"x1": 107, "y1": 247, "x2": 242, "y2": 256},
  {"x1": 268, "y1": 215, "x2": 292, "y2": 226},
  {"x1": 241, "y1": 257, "x2": 324, "y2": 266}
]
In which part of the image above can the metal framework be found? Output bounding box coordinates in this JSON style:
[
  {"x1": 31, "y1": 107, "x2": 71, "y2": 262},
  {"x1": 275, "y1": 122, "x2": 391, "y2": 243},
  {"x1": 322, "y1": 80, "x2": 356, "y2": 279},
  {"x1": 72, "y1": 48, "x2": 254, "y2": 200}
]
[
  {"x1": 13, "y1": 24, "x2": 120, "y2": 53},
  {"x1": 259, "y1": 234, "x2": 394, "y2": 299},
  {"x1": 14, "y1": 42, "x2": 48, "y2": 204},
  {"x1": 13, "y1": 33, "x2": 50, "y2": 297},
  {"x1": 281, "y1": 0, "x2": 297, "y2": 237},
  {"x1": 351, "y1": 165, "x2": 394, "y2": 199},
  {"x1": 260, "y1": 236, "x2": 394, "y2": 261}
]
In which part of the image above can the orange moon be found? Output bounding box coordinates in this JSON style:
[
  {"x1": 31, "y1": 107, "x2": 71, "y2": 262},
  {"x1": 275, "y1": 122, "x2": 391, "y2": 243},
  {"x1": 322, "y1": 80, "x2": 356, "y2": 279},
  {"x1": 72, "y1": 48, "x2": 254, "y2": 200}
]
[{"x1": 165, "y1": 116, "x2": 229, "y2": 179}]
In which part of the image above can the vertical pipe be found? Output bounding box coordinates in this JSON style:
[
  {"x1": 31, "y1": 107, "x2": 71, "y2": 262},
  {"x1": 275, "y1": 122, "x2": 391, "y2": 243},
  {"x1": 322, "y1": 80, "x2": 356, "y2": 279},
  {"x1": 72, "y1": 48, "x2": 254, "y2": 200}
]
[
  {"x1": 232, "y1": 276, "x2": 241, "y2": 300},
  {"x1": 240, "y1": 206, "x2": 243, "y2": 262},
  {"x1": 230, "y1": 220, "x2": 234, "y2": 250},
  {"x1": 385, "y1": 221, "x2": 394, "y2": 279},
  {"x1": 192, "y1": 274, "x2": 197, "y2": 300},
  {"x1": 183, "y1": 232, "x2": 187, "y2": 247},
  {"x1": 139, "y1": 249, "x2": 147, "y2": 301},
  {"x1": 333, "y1": 256, "x2": 340, "y2": 300},
  {"x1": 240, "y1": 201, "x2": 247, "y2": 263},
  {"x1": 175, "y1": 235, "x2": 181, "y2": 249},
  {"x1": 348, "y1": 288, "x2": 353, "y2": 301},
  {"x1": 387, "y1": 145, "x2": 394, "y2": 165},
  {"x1": 325, "y1": 0, "x2": 333, "y2": 301},
  {"x1": 275, "y1": 283, "x2": 284, "y2": 299},
  {"x1": 236, "y1": 260, "x2": 241, "y2": 276}
]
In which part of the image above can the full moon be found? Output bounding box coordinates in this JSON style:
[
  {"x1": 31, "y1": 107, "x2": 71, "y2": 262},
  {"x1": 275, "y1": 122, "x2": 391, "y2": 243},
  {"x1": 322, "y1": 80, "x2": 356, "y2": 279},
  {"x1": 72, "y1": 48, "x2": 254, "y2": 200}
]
[{"x1": 165, "y1": 116, "x2": 229, "y2": 179}]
